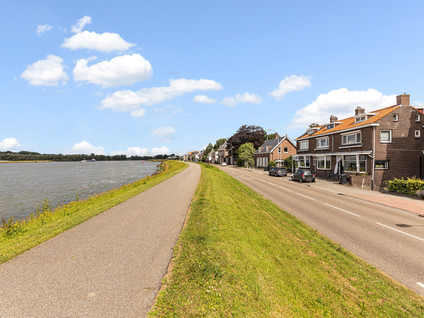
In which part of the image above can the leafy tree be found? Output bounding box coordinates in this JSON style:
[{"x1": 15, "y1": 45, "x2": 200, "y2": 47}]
[
  {"x1": 309, "y1": 123, "x2": 320, "y2": 128},
  {"x1": 203, "y1": 143, "x2": 213, "y2": 156},
  {"x1": 284, "y1": 156, "x2": 292, "y2": 169},
  {"x1": 237, "y1": 143, "x2": 255, "y2": 168},
  {"x1": 268, "y1": 161, "x2": 276, "y2": 167},
  {"x1": 213, "y1": 138, "x2": 227, "y2": 150},
  {"x1": 265, "y1": 133, "x2": 278, "y2": 141},
  {"x1": 227, "y1": 125, "x2": 266, "y2": 154}
]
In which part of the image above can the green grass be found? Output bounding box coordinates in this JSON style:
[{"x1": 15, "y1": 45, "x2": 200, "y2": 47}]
[
  {"x1": 0, "y1": 161, "x2": 188, "y2": 265},
  {"x1": 150, "y1": 163, "x2": 424, "y2": 317}
]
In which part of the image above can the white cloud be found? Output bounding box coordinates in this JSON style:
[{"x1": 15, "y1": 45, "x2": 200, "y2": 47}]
[
  {"x1": 153, "y1": 126, "x2": 175, "y2": 142},
  {"x1": 221, "y1": 92, "x2": 262, "y2": 107},
  {"x1": 73, "y1": 54, "x2": 153, "y2": 87},
  {"x1": 62, "y1": 31, "x2": 135, "y2": 52},
  {"x1": 71, "y1": 140, "x2": 105, "y2": 155},
  {"x1": 130, "y1": 109, "x2": 146, "y2": 117},
  {"x1": 288, "y1": 88, "x2": 396, "y2": 129},
  {"x1": 71, "y1": 16, "x2": 92, "y2": 33},
  {"x1": 36, "y1": 24, "x2": 53, "y2": 35},
  {"x1": 111, "y1": 146, "x2": 170, "y2": 156},
  {"x1": 21, "y1": 55, "x2": 68, "y2": 86},
  {"x1": 193, "y1": 95, "x2": 217, "y2": 104},
  {"x1": 0, "y1": 137, "x2": 22, "y2": 150},
  {"x1": 100, "y1": 78, "x2": 222, "y2": 112},
  {"x1": 270, "y1": 75, "x2": 312, "y2": 100}
]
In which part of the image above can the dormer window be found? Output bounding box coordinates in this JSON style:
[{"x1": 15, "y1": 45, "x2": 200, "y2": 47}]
[
  {"x1": 355, "y1": 116, "x2": 366, "y2": 123},
  {"x1": 326, "y1": 123, "x2": 334, "y2": 130}
]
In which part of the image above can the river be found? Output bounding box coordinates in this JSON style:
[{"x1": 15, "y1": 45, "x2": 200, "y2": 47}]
[{"x1": 0, "y1": 161, "x2": 160, "y2": 221}]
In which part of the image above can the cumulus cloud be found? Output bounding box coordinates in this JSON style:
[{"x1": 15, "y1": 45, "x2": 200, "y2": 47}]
[
  {"x1": 288, "y1": 88, "x2": 396, "y2": 129},
  {"x1": 73, "y1": 54, "x2": 153, "y2": 87},
  {"x1": 221, "y1": 92, "x2": 262, "y2": 107},
  {"x1": 270, "y1": 75, "x2": 312, "y2": 100},
  {"x1": 21, "y1": 55, "x2": 68, "y2": 86},
  {"x1": 0, "y1": 137, "x2": 22, "y2": 150},
  {"x1": 130, "y1": 109, "x2": 146, "y2": 117},
  {"x1": 111, "y1": 146, "x2": 170, "y2": 156},
  {"x1": 71, "y1": 140, "x2": 105, "y2": 155},
  {"x1": 62, "y1": 31, "x2": 135, "y2": 52},
  {"x1": 71, "y1": 16, "x2": 92, "y2": 33},
  {"x1": 153, "y1": 126, "x2": 175, "y2": 142},
  {"x1": 36, "y1": 24, "x2": 52, "y2": 35},
  {"x1": 100, "y1": 78, "x2": 222, "y2": 112},
  {"x1": 193, "y1": 95, "x2": 217, "y2": 104}
]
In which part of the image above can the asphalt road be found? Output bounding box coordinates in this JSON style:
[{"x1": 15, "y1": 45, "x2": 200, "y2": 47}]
[
  {"x1": 0, "y1": 163, "x2": 200, "y2": 318},
  {"x1": 220, "y1": 165, "x2": 424, "y2": 297}
]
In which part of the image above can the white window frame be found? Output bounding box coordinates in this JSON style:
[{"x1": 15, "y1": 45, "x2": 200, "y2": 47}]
[
  {"x1": 375, "y1": 160, "x2": 389, "y2": 169},
  {"x1": 283, "y1": 147, "x2": 288, "y2": 153},
  {"x1": 341, "y1": 131, "x2": 361, "y2": 145},
  {"x1": 316, "y1": 136, "x2": 329, "y2": 149},
  {"x1": 355, "y1": 116, "x2": 366, "y2": 123},
  {"x1": 326, "y1": 123, "x2": 334, "y2": 130},
  {"x1": 299, "y1": 140, "x2": 309, "y2": 151},
  {"x1": 415, "y1": 130, "x2": 421, "y2": 138},
  {"x1": 416, "y1": 115, "x2": 421, "y2": 122},
  {"x1": 393, "y1": 114, "x2": 399, "y2": 122},
  {"x1": 343, "y1": 155, "x2": 367, "y2": 173},
  {"x1": 278, "y1": 146, "x2": 281, "y2": 153},
  {"x1": 298, "y1": 155, "x2": 310, "y2": 168},
  {"x1": 317, "y1": 155, "x2": 331, "y2": 170},
  {"x1": 380, "y1": 130, "x2": 392, "y2": 143}
]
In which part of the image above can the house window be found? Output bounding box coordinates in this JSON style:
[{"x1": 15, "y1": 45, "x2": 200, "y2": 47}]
[
  {"x1": 344, "y1": 155, "x2": 366, "y2": 172},
  {"x1": 278, "y1": 147, "x2": 281, "y2": 153},
  {"x1": 393, "y1": 114, "x2": 399, "y2": 122},
  {"x1": 355, "y1": 116, "x2": 366, "y2": 123},
  {"x1": 380, "y1": 130, "x2": 392, "y2": 143},
  {"x1": 284, "y1": 147, "x2": 288, "y2": 153},
  {"x1": 375, "y1": 160, "x2": 389, "y2": 169},
  {"x1": 317, "y1": 156, "x2": 331, "y2": 170},
  {"x1": 316, "y1": 137, "x2": 329, "y2": 149},
  {"x1": 416, "y1": 115, "x2": 421, "y2": 122},
  {"x1": 298, "y1": 156, "x2": 310, "y2": 168},
  {"x1": 341, "y1": 131, "x2": 361, "y2": 145},
  {"x1": 299, "y1": 140, "x2": 309, "y2": 151},
  {"x1": 326, "y1": 123, "x2": 334, "y2": 130},
  {"x1": 415, "y1": 130, "x2": 421, "y2": 138}
]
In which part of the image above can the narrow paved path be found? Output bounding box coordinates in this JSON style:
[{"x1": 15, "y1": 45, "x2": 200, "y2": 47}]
[{"x1": 0, "y1": 163, "x2": 200, "y2": 318}]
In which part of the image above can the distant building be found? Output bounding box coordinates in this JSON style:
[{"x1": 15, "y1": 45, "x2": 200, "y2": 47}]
[{"x1": 255, "y1": 135, "x2": 297, "y2": 168}]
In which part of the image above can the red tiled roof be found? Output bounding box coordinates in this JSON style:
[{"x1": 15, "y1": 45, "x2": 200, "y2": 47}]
[{"x1": 297, "y1": 105, "x2": 400, "y2": 140}]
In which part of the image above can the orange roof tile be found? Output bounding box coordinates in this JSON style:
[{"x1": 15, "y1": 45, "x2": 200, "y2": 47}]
[{"x1": 297, "y1": 105, "x2": 400, "y2": 140}]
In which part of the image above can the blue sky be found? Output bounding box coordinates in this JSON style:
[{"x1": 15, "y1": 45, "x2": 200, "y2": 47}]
[{"x1": 1, "y1": 0, "x2": 424, "y2": 156}]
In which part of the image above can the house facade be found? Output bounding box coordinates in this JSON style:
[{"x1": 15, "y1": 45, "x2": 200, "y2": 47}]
[
  {"x1": 218, "y1": 141, "x2": 231, "y2": 164},
  {"x1": 293, "y1": 94, "x2": 424, "y2": 190},
  {"x1": 255, "y1": 135, "x2": 297, "y2": 168}
]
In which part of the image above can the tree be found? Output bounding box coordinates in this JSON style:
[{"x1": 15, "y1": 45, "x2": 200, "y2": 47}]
[
  {"x1": 268, "y1": 160, "x2": 277, "y2": 167},
  {"x1": 227, "y1": 125, "x2": 266, "y2": 154},
  {"x1": 237, "y1": 143, "x2": 255, "y2": 168},
  {"x1": 213, "y1": 138, "x2": 226, "y2": 150},
  {"x1": 284, "y1": 156, "x2": 292, "y2": 169},
  {"x1": 203, "y1": 143, "x2": 213, "y2": 157},
  {"x1": 309, "y1": 123, "x2": 320, "y2": 128}
]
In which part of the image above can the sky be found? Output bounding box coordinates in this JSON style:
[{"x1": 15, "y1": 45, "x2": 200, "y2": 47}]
[{"x1": 1, "y1": 0, "x2": 424, "y2": 156}]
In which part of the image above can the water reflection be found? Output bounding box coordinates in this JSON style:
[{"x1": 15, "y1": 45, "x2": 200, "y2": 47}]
[{"x1": 0, "y1": 161, "x2": 160, "y2": 220}]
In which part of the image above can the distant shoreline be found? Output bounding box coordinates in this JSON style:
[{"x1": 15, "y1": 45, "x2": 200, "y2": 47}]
[{"x1": 0, "y1": 160, "x2": 52, "y2": 163}]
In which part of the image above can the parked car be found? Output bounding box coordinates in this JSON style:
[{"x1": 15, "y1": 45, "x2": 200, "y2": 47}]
[
  {"x1": 221, "y1": 162, "x2": 227, "y2": 166},
  {"x1": 269, "y1": 167, "x2": 287, "y2": 177},
  {"x1": 291, "y1": 169, "x2": 315, "y2": 183}
]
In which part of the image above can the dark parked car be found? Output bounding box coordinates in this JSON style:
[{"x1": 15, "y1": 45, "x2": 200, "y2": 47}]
[
  {"x1": 291, "y1": 169, "x2": 315, "y2": 183},
  {"x1": 269, "y1": 167, "x2": 287, "y2": 177}
]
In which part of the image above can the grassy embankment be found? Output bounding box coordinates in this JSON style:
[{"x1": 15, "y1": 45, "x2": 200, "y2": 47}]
[
  {"x1": 150, "y1": 164, "x2": 424, "y2": 317},
  {"x1": 0, "y1": 160, "x2": 188, "y2": 265}
]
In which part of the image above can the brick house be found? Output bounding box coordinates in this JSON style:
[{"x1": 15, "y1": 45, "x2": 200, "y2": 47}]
[
  {"x1": 218, "y1": 141, "x2": 231, "y2": 164},
  {"x1": 293, "y1": 94, "x2": 424, "y2": 190},
  {"x1": 255, "y1": 135, "x2": 297, "y2": 168}
]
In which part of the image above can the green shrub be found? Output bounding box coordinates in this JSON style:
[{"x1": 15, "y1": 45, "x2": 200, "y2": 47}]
[{"x1": 385, "y1": 177, "x2": 424, "y2": 196}]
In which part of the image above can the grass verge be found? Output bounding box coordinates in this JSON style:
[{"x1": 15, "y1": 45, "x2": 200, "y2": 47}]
[
  {"x1": 150, "y1": 163, "x2": 424, "y2": 317},
  {"x1": 0, "y1": 160, "x2": 188, "y2": 265}
]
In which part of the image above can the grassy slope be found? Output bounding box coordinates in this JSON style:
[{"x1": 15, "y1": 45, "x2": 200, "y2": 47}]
[
  {"x1": 0, "y1": 161, "x2": 188, "y2": 265},
  {"x1": 151, "y1": 164, "x2": 424, "y2": 317}
]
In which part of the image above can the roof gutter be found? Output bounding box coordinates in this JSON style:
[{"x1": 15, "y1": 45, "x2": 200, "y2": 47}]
[{"x1": 296, "y1": 123, "x2": 380, "y2": 140}]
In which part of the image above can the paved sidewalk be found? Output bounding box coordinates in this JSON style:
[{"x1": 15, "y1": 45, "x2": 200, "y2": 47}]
[
  {"x1": 0, "y1": 163, "x2": 200, "y2": 318},
  {"x1": 246, "y1": 167, "x2": 424, "y2": 216}
]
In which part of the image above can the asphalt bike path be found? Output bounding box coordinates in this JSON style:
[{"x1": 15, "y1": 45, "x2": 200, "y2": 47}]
[{"x1": 0, "y1": 163, "x2": 200, "y2": 318}]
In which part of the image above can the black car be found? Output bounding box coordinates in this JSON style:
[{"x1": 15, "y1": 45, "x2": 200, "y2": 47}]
[
  {"x1": 269, "y1": 167, "x2": 287, "y2": 177},
  {"x1": 291, "y1": 169, "x2": 315, "y2": 183}
]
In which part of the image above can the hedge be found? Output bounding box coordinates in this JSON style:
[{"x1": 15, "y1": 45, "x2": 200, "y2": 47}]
[{"x1": 385, "y1": 177, "x2": 424, "y2": 197}]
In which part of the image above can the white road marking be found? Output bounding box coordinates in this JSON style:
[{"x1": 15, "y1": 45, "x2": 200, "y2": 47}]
[
  {"x1": 324, "y1": 203, "x2": 361, "y2": 218},
  {"x1": 376, "y1": 223, "x2": 424, "y2": 242},
  {"x1": 296, "y1": 192, "x2": 317, "y2": 201},
  {"x1": 418, "y1": 282, "x2": 424, "y2": 289},
  {"x1": 279, "y1": 186, "x2": 293, "y2": 192}
]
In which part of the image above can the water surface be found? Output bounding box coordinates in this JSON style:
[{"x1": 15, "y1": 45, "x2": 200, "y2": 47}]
[{"x1": 0, "y1": 161, "x2": 160, "y2": 220}]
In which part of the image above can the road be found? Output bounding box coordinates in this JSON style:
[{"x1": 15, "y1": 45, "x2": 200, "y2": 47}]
[
  {"x1": 220, "y1": 165, "x2": 424, "y2": 297},
  {"x1": 0, "y1": 163, "x2": 200, "y2": 318}
]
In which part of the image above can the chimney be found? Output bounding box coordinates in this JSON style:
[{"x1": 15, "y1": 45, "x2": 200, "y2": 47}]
[
  {"x1": 355, "y1": 106, "x2": 365, "y2": 116},
  {"x1": 330, "y1": 115, "x2": 338, "y2": 123},
  {"x1": 396, "y1": 93, "x2": 410, "y2": 106}
]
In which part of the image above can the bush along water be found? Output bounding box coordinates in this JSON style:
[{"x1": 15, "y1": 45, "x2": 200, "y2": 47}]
[{"x1": 385, "y1": 177, "x2": 424, "y2": 198}]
